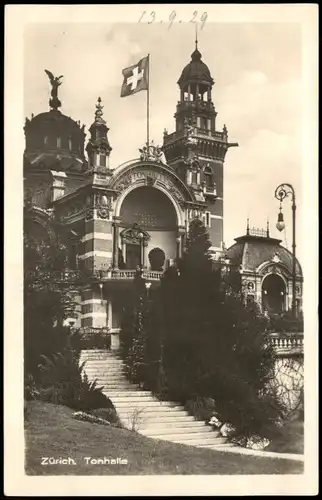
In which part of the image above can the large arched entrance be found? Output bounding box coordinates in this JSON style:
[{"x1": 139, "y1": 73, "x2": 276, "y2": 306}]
[
  {"x1": 119, "y1": 185, "x2": 178, "y2": 270},
  {"x1": 262, "y1": 274, "x2": 286, "y2": 313}
]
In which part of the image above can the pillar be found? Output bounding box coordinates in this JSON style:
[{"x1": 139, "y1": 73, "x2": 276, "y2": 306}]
[
  {"x1": 112, "y1": 216, "x2": 121, "y2": 269},
  {"x1": 81, "y1": 286, "x2": 107, "y2": 328},
  {"x1": 79, "y1": 198, "x2": 113, "y2": 273},
  {"x1": 141, "y1": 240, "x2": 148, "y2": 268},
  {"x1": 50, "y1": 170, "x2": 66, "y2": 201}
]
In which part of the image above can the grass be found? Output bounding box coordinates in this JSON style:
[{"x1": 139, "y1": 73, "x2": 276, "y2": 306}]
[
  {"x1": 25, "y1": 401, "x2": 304, "y2": 475},
  {"x1": 266, "y1": 418, "x2": 304, "y2": 455}
]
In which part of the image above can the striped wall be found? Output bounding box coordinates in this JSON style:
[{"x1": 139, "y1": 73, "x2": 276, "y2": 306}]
[
  {"x1": 81, "y1": 287, "x2": 108, "y2": 328},
  {"x1": 79, "y1": 214, "x2": 114, "y2": 272}
]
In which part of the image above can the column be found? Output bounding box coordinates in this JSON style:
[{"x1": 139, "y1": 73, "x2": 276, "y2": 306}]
[
  {"x1": 177, "y1": 226, "x2": 185, "y2": 260},
  {"x1": 188, "y1": 84, "x2": 191, "y2": 101},
  {"x1": 81, "y1": 286, "x2": 107, "y2": 328},
  {"x1": 180, "y1": 89, "x2": 184, "y2": 102},
  {"x1": 50, "y1": 170, "x2": 67, "y2": 201},
  {"x1": 121, "y1": 241, "x2": 126, "y2": 265},
  {"x1": 207, "y1": 88, "x2": 211, "y2": 102},
  {"x1": 80, "y1": 199, "x2": 113, "y2": 273},
  {"x1": 141, "y1": 240, "x2": 148, "y2": 268},
  {"x1": 112, "y1": 216, "x2": 120, "y2": 269},
  {"x1": 196, "y1": 83, "x2": 199, "y2": 100}
]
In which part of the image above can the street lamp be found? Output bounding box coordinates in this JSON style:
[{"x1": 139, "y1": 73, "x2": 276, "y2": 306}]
[{"x1": 274, "y1": 183, "x2": 297, "y2": 318}]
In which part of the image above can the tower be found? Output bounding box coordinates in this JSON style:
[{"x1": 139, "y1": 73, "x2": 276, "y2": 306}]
[
  {"x1": 163, "y1": 40, "x2": 238, "y2": 250},
  {"x1": 86, "y1": 97, "x2": 112, "y2": 172}
]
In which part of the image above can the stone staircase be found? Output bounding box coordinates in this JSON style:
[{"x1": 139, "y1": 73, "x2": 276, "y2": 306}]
[{"x1": 79, "y1": 349, "x2": 229, "y2": 449}]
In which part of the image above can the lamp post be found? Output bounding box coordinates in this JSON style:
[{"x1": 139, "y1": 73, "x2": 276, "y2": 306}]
[{"x1": 274, "y1": 183, "x2": 297, "y2": 318}]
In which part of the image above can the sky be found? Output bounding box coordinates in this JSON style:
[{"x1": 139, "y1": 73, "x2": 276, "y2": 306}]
[{"x1": 24, "y1": 22, "x2": 304, "y2": 264}]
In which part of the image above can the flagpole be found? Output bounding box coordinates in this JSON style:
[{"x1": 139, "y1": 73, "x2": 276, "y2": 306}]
[{"x1": 147, "y1": 53, "x2": 150, "y2": 146}]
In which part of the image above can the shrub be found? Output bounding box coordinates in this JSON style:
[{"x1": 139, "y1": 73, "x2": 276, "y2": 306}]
[
  {"x1": 36, "y1": 348, "x2": 111, "y2": 411},
  {"x1": 185, "y1": 397, "x2": 216, "y2": 422},
  {"x1": 91, "y1": 408, "x2": 123, "y2": 427}
]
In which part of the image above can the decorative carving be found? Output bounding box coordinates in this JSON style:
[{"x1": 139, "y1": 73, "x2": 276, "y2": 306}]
[
  {"x1": 120, "y1": 223, "x2": 150, "y2": 245},
  {"x1": 146, "y1": 175, "x2": 157, "y2": 187},
  {"x1": 97, "y1": 208, "x2": 110, "y2": 219},
  {"x1": 44, "y1": 70, "x2": 63, "y2": 110},
  {"x1": 114, "y1": 168, "x2": 185, "y2": 203},
  {"x1": 272, "y1": 252, "x2": 281, "y2": 263},
  {"x1": 139, "y1": 141, "x2": 163, "y2": 162}
]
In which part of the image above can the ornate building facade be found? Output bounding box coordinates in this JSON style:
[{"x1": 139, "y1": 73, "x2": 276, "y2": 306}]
[{"x1": 24, "y1": 44, "x2": 303, "y2": 348}]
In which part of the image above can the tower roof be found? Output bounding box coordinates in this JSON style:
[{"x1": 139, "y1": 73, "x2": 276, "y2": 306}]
[
  {"x1": 225, "y1": 230, "x2": 303, "y2": 277},
  {"x1": 178, "y1": 43, "x2": 214, "y2": 87},
  {"x1": 23, "y1": 71, "x2": 86, "y2": 171}
]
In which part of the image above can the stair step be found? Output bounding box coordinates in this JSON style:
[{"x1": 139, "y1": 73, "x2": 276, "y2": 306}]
[
  {"x1": 101, "y1": 385, "x2": 140, "y2": 390},
  {"x1": 85, "y1": 376, "x2": 127, "y2": 380},
  {"x1": 113, "y1": 401, "x2": 176, "y2": 408},
  {"x1": 139, "y1": 420, "x2": 205, "y2": 430},
  {"x1": 109, "y1": 395, "x2": 161, "y2": 402},
  {"x1": 150, "y1": 431, "x2": 221, "y2": 441},
  {"x1": 139, "y1": 424, "x2": 211, "y2": 436},
  {"x1": 196, "y1": 442, "x2": 234, "y2": 449},
  {"x1": 169, "y1": 437, "x2": 227, "y2": 446},
  {"x1": 116, "y1": 405, "x2": 185, "y2": 414},
  {"x1": 105, "y1": 391, "x2": 152, "y2": 397},
  {"x1": 122, "y1": 414, "x2": 196, "y2": 423}
]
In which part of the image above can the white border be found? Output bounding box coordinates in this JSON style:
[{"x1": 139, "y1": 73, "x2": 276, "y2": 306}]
[{"x1": 4, "y1": 4, "x2": 318, "y2": 496}]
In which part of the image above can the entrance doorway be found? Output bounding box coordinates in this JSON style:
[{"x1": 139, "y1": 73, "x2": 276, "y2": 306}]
[
  {"x1": 262, "y1": 274, "x2": 286, "y2": 313},
  {"x1": 126, "y1": 243, "x2": 141, "y2": 270}
]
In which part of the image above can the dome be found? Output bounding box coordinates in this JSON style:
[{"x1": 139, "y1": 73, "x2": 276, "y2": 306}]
[
  {"x1": 178, "y1": 46, "x2": 214, "y2": 87},
  {"x1": 226, "y1": 233, "x2": 303, "y2": 277},
  {"x1": 24, "y1": 109, "x2": 86, "y2": 171}
]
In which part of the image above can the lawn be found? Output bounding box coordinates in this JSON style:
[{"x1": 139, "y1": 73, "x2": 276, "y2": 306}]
[
  {"x1": 24, "y1": 401, "x2": 304, "y2": 475},
  {"x1": 266, "y1": 418, "x2": 304, "y2": 455}
]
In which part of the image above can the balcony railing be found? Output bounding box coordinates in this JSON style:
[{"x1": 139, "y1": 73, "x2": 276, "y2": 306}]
[
  {"x1": 94, "y1": 269, "x2": 163, "y2": 281},
  {"x1": 269, "y1": 333, "x2": 303, "y2": 355}
]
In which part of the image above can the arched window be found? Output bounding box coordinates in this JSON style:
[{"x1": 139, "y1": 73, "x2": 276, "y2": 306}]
[
  {"x1": 204, "y1": 165, "x2": 213, "y2": 187},
  {"x1": 57, "y1": 136, "x2": 61, "y2": 148},
  {"x1": 68, "y1": 137, "x2": 72, "y2": 150}
]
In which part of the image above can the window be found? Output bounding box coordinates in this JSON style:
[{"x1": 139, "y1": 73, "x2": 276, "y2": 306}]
[
  {"x1": 57, "y1": 136, "x2": 61, "y2": 148},
  {"x1": 204, "y1": 165, "x2": 213, "y2": 187},
  {"x1": 68, "y1": 138, "x2": 72, "y2": 150},
  {"x1": 200, "y1": 117, "x2": 207, "y2": 130},
  {"x1": 68, "y1": 243, "x2": 78, "y2": 270},
  {"x1": 44, "y1": 135, "x2": 48, "y2": 145},
  {"x1": 205, "y1": 211, "x2": 211, "y2": 228},
  {"x1": 99, "y1": 154, "x2": 106, "y2": 167}
]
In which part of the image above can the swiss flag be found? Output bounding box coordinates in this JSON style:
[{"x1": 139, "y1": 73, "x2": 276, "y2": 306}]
[{"x1": 120, "y1": 56, "x2": 149, "y2": 97}]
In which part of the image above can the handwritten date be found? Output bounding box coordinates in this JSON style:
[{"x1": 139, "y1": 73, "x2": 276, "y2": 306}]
[{"x1": 138, "y1": 11, "x2": 208, "y2": 30}]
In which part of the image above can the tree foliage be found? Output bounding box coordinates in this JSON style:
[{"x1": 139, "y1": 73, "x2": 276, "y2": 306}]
[
  {"x1": 24, "y1": 221, "x2": 78, "y2": 380},
  {"x1": 120, "y1": 218, "x2": 284, "y2": 440}
]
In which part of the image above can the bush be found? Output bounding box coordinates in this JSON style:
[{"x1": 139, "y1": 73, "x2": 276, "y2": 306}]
[
  {"x1": 91, "y1": 408, "x2": 123, "y2": 427},
  {"x1": 36, "y1": 348, "x2": 111, "y2": 411},
  {"x1": 185, "y1": 397, "x2": 216, "y2": 422}
]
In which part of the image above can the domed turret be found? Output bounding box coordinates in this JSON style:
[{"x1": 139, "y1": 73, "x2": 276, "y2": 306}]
[
  {"x1": 178, "y1": 43, "x2": 214, "y2": 89},
  {"x1": 24, "y1": 71, "x2": 86, "y2": 172}
]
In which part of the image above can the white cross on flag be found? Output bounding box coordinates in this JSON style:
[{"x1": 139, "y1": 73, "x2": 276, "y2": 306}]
[{"x1": 120, "y1": 56, "x2": 149, "y2": 97}]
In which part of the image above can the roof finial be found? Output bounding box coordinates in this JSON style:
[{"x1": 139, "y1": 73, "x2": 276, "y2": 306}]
[
  {"x1": 266, "y1": 217, "x2": 270, "y2": 237},
  {"x1": 246, "y1": 218, "x2": 250, "y2": 235},
  {"x1": 44, "y1": 70, "x2": 63, "y2": 110},
  {"x1": 195, "y1": 22, "x2": 198, "y2": 50},
  {"x1": 94, "y1": 96, "x2": 106, "y2": 124}
]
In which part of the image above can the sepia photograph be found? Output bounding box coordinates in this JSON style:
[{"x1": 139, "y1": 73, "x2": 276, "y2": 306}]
[{"x1": 4, "y1": 4, "x2": 318, "y2": 497}]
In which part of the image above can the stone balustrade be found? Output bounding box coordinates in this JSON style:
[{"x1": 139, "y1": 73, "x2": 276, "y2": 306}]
[{"x1": 269, "y1": 333, "x2": 304, "y2": 355}]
